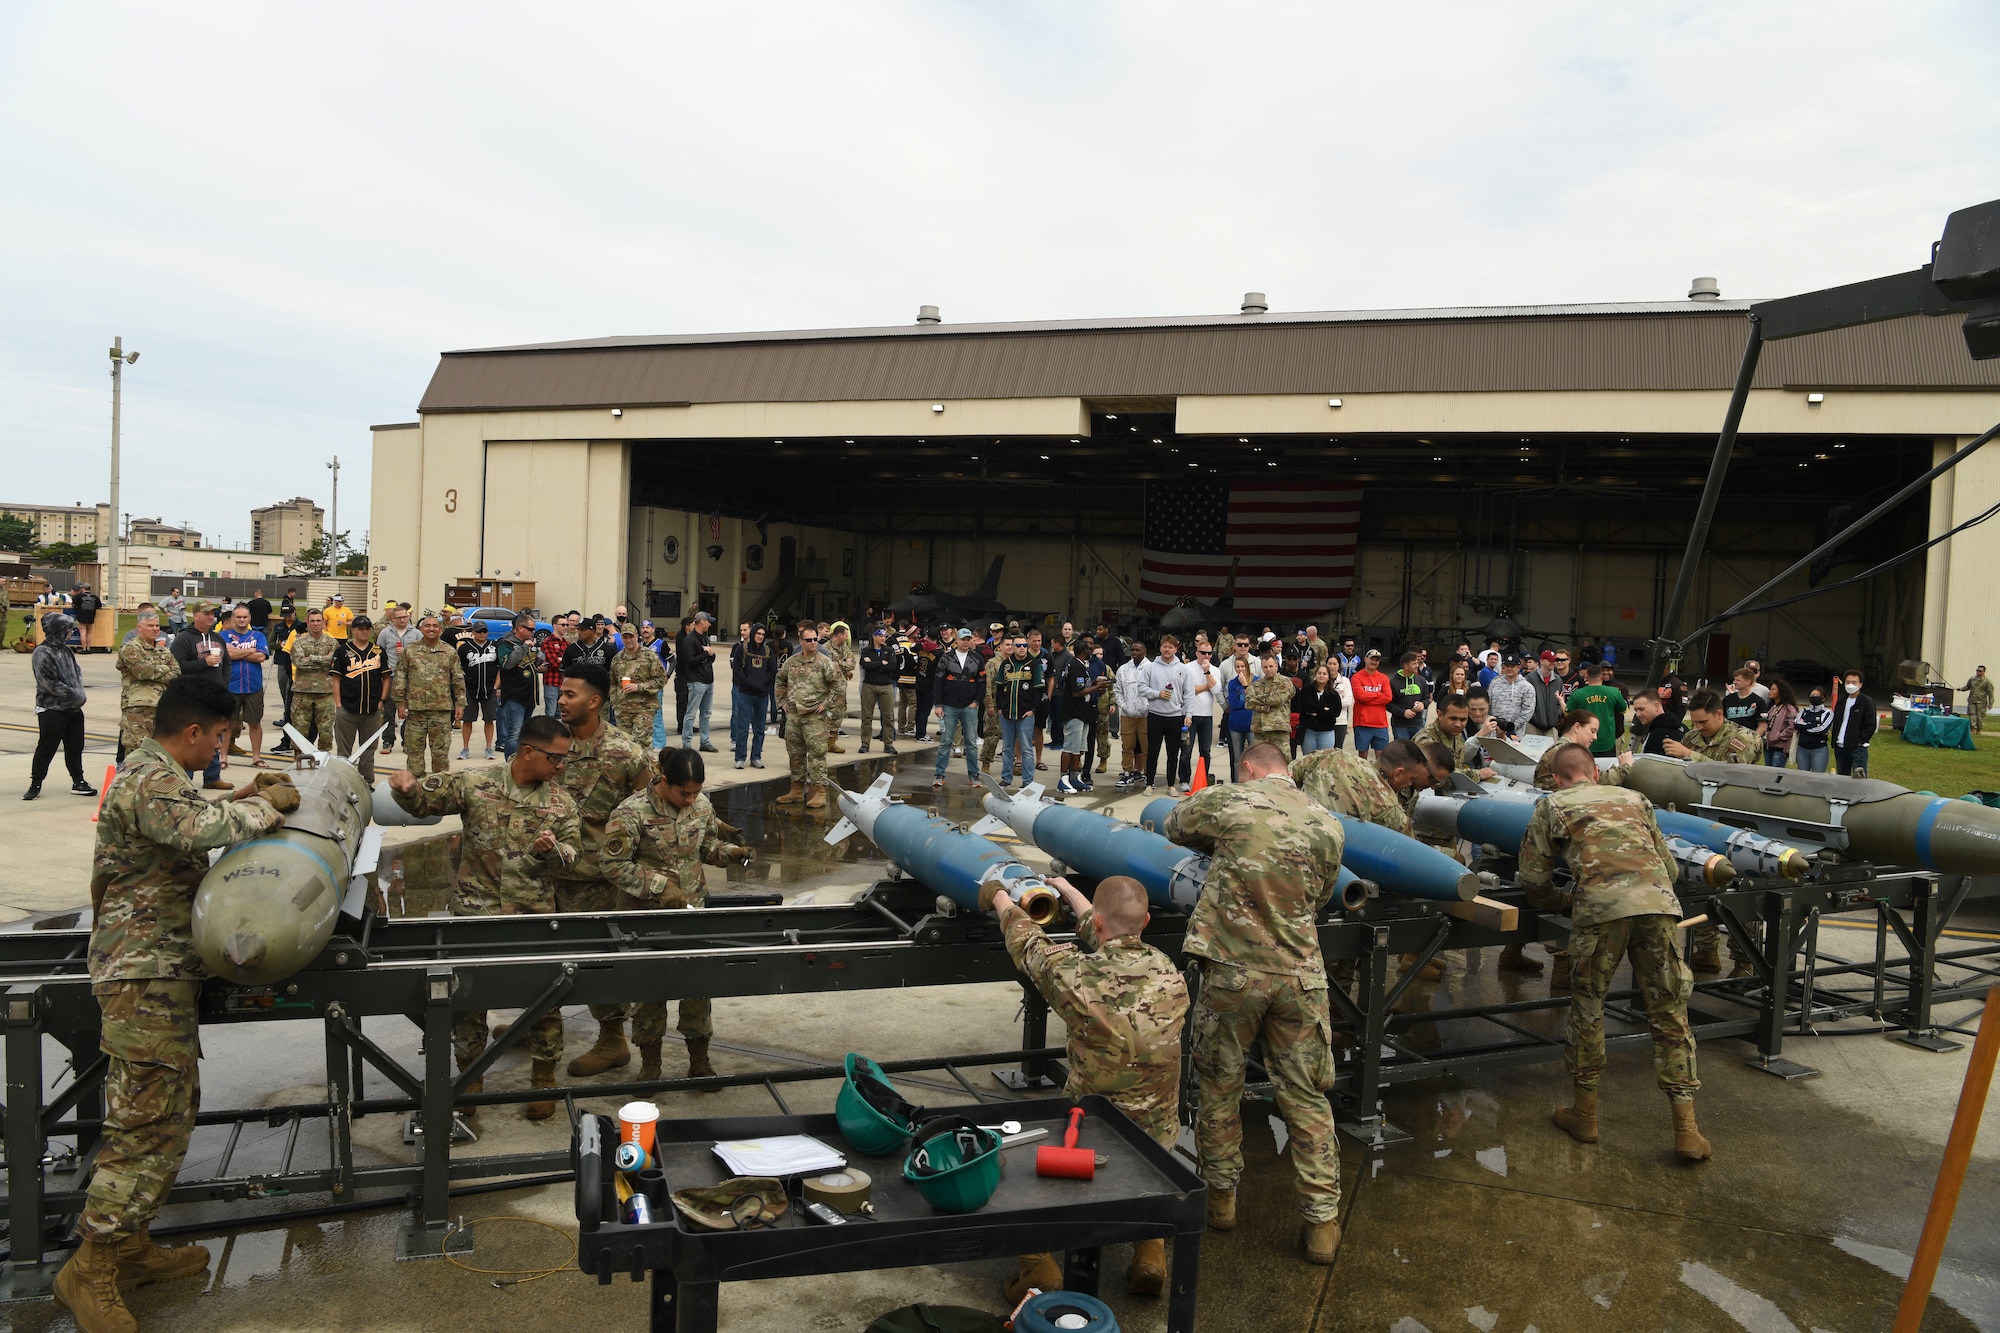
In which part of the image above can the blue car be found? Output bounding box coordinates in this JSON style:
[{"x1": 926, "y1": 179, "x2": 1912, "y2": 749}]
[{"x1": 467, "y1": 606, "x2": 552, "y2": 639}]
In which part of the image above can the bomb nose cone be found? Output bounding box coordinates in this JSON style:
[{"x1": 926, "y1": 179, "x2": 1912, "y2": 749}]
[
  {"x1": 223, "y1": 932, "x2": 267, "y2": 972},
  {"x1": 1777, "y1": 849, "x2": 1810, "y2": 880}
]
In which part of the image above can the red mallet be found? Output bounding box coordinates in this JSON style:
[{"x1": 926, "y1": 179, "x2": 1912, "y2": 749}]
[{"x1": 1036, "y1": 1107, "x2": 1095, "y2": 1180}]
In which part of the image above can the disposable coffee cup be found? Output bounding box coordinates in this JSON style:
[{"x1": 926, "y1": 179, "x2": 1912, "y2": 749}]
[{"x1": 619, "y1": 1101, "x2": 659, "y2": 1155}]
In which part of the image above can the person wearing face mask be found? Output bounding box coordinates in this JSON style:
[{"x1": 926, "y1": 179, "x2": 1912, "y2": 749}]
[
  {"x1": 1831, "y1": 671, "x2": 1877, "y2": 777},
  {"x1": 1793, "y1": 689, "x2": 1833, "y2": 772}
]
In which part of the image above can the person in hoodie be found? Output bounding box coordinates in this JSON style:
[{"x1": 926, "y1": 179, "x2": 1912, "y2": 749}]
[
  {"x1": 1793, "y1": 688, "x2": 1834, "y2": 772},
  {"x1": 27, "y1": 613, "x2": 96, "y2": 800}
]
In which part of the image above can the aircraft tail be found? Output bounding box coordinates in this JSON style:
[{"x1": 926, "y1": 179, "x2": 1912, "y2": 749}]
[{"x1": 973, "y1": 555, "x2": 1005, "y2": 601}]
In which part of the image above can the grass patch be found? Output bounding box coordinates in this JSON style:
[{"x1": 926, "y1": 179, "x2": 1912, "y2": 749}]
[{"x1": 1863, "y1": 726, "x2": 2000, "y2": 798}]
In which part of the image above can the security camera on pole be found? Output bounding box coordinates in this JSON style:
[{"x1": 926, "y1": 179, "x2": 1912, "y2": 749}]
[{"x1": 108, "y1": 337, "x2": 139, "y2": 612}]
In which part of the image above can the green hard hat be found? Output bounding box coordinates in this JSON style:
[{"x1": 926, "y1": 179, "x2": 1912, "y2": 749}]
[
  {"x1": 836, "y1": 1053, "x2": 925, "y2": 1157},
  {"x1": 902, "y1": 1117, "x2": 1002, "y2": 1214}
]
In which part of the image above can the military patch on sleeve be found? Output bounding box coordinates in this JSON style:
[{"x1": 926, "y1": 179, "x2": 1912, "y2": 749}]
[
  {"x1": 421, "y1": 775, "x2": 446, "y2": 792},
  {"x1": 604, "y1": 833, "x2": 632, "y2": 859}
]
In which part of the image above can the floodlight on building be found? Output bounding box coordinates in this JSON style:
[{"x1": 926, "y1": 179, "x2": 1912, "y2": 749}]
[
  {"x1": 1328, "y1": 397, "x2": 1342, "y2": 408},
  {"x1": 1806, "y1": 392, "x2": 1825, "y2": 405},
  {"x1": 931, "y1": 403, "x2": 944, "y2": 414},
  {"x1": 611, "y1": 407, "x2": 623, "y2": 417}
]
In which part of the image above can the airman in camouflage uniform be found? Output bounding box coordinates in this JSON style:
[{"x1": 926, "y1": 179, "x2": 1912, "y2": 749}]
[
  {"x1": 1675, "y1": 713, "x2": 1756, "y2": 972},
  {"x1": 994, "y1": 875, "x2": 1189, "y2": 1300},
  {"x1": 1966, "y1": 667, "x2": 1995, "y2": 735},
  {"x1": 1412, "y1": 716, "x2": 1466, "y2": 770},
  {"x1": 1517, "y1": 745, "x2": 1711, "y2": 1160},
  {"x1": 392, "y1": 627, "x2": 467, "y2": 779},
  {"x1": 1163, "y1": 753, "x2": 1349, "y2": 1263},
  {"x1": 390, "y1": 753, "x2": 581, "y2": 1117},
  {"x1": 69, "y1": 721, "x2": 290, "y2": 1320},
  {"x1": 610, "y1": 633, "x2": 671, "y2": 738},
  {"x1": 775, "y1": 638, "x2": 846, "y2": 808},
  {"x1": 823, "y1": 622, "x2": 856, "y2": 753},
  {"x1": 1245, "y1": 668, "x2": 1295, "y2": 752},
  {"x1": 1290, "y1": 747, "x2": 1412, "y2": 833},
  {"x1": 978, "y1": 634, "x2": 1006, "y2": 769},
  {"x1": 115, "y1": 623, "x2": 180, "y2": 757},
  {"x1": 602, "y1": 778, "x2": 752, "y2": 1080},
  {"x1": 549, "y1": 688, "x2": 656, "y2": 1076},
  {"x1": 288, "y1": 617, "x2": 341, "y2": 747}
]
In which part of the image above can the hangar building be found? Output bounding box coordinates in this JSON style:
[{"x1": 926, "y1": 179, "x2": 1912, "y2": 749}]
[{"x1": 370, "y1": 292, "x2": 2000, "y2": 680}]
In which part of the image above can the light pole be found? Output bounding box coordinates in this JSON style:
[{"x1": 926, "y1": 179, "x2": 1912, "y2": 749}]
[
  {"x1": 108, "y1": 337, "x2": 139, "y2": 611},
  {"x1": 326, "y1": 455, "x2": 340, "y2": 575}
]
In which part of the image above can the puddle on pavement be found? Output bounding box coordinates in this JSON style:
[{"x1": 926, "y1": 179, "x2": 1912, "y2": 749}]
[{"x1": 374, "y1": 754, "x2": 987, "y2": 916}]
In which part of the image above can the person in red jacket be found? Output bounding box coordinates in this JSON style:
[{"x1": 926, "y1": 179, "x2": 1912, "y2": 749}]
[{"x1": 1349, "y1": 648, "x2": 1394, "y2": 752}]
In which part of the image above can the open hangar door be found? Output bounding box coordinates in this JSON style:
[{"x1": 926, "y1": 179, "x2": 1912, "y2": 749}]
[{"x1": 629, "y1": 413, "x2": 1932, "y2": 680}]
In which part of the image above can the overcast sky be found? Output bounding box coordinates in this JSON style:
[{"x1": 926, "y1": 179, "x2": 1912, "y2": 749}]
[{"x1": 3, "y1": 2, "x2": 1995, "y2": 548}]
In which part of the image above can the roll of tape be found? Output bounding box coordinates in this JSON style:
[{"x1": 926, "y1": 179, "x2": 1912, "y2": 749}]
[{"x1": 803, "y1": 1168, "x2": 872, "y2": 1214}]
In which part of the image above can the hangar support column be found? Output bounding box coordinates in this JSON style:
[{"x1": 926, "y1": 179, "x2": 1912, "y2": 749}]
[
  {"x1": 1936, "y1": 434, "x2": 2000, "y2": 686},
  {"x1": 1922, "y1": 437, "x2": 1956, "y2": 672}
]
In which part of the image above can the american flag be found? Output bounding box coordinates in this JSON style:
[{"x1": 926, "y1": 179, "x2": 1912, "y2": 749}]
[{"x1": 1137, "y1": 481, "x2": 1363, "y2": 618}]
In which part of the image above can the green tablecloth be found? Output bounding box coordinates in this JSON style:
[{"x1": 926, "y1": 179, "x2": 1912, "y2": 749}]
[{"x1": 1903, "y1": 713, "x2": 1975, "y2": 750}]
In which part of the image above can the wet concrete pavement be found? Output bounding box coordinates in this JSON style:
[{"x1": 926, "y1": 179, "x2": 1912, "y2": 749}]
[{"x1": 5, "y1": 744, "x2": 2000, "y2": 1331}]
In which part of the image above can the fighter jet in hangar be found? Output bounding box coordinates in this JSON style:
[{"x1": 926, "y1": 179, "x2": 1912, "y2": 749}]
[
  {"x1": 886, "y1": 555, "x2": 1009, "y2": 624},
  {"x1": 1157, "y1": 558, "x2": 1239, "y2": 635}
]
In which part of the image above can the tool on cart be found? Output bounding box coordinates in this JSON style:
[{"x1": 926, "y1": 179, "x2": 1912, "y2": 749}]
[{"x1": 1037, "y1": 1107, "x2": 1095, "y2": 1180}]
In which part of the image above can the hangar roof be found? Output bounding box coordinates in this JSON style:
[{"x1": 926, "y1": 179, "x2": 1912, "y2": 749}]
[{"x1": 418, "y1": 302, "x2": 2000, "y2": 414}]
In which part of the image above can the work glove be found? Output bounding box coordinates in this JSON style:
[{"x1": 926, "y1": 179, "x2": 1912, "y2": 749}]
[
  {"x1": 252, "y1": 770, "x2": 295, "y2": 792},
  {"x1": 723, "y1": 844, "x2": 755, "y2": 867},
  {"x1": 260, "y1": 779, "x2": 302, "y2": 815}
]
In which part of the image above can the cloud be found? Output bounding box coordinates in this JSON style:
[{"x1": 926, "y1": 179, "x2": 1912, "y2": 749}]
[{"x1": 3, "y1": 0, "x2": 1996, "y2": 542}]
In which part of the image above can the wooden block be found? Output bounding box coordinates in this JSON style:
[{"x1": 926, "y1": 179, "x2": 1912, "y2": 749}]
[{"x1": 1444, "y1": 895, "x2": 1518, "y2": 931}]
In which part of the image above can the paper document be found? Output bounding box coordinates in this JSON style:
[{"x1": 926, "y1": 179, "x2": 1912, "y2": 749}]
[{"x1": 712, "y1": 1134, "x2": 846, "y2": 1177}]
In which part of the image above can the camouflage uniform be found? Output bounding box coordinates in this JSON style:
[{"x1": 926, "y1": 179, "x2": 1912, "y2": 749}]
[
  {"x1": 81, "y1": 740, "x2": 286, "y2": 1242},
  {"x1": 1681, "y1": 721, "x2": 1755, "y2": 965},
  {"x1": 1214, "y1": 632, "x2": 1235, "y2": 660},
  {"x1": 1289, "y1": 748, "x2": 1411, "y2": 833},
  {"x1": 1412, "y1": 719, "x2": 1466, "y2": 771},
  {"x1": 115, "y1": 636, "x2": 180, "y2": 753},
  {"x1": 611, "y1": 644, "x2": 670, "y2": 739},
  {"x1": 550, "y1": 722, "x2": 655, "y2": 1028},
  {"x1": 1245, "y1": 672, "x2": 1295, "y2": 751},
  {"x1": 1533, "y1": 749, "x2": 1631, "y2": 791},
  {"x1": 392, "y1": 641, "x2": 467, "y2": 779},
  {"x1": 979, "y1": 652, "x2": 1005, "y2": 767},
  {"x1": 826, "y1": 636, "x2": 857, "y2": 737},
  {"x1": 1967, "y1": 674, "x2": 1995, "y2": 735},
  {"x1": 602, "y1": 788, "x2": 750, "y2": 1046},
  {"x1": 288, "y1": 630, "x2": 340, "y2": 746},
  {"x1": 1516, "y1": 784, "x2": 1698, "y2": 1102},
  {"x1": 393, "y1": 767, "x2": 581, "y2": 1063},
  {"x1": 1684, "y1": 720, "x2": 1758, "y2": 763},
  {"x1": 1163, "y1": 776, "x2": 1347, "y2": 1222},
  {"x1": 1001, "y1": 906, "x2": 1189, "y2": 1150},
  {"x1": 775, "y1": 651, "x2": 846, "y2": 788}
]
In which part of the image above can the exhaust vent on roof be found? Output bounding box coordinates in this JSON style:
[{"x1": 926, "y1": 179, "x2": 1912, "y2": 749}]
[
  {"x1": 1241, "y1": 292, "x2": 1268, "y2": 314},
  {"x1": 1688, "y1": 277, "x2": 1721, "y2": 301},
  {"x1": 916, "y1": 305, "x2": 941, "y2": 324}
]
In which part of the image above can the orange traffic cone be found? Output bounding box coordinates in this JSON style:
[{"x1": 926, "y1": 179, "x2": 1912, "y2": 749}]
[
  {"x1": 1188, "y1": 755, "x2": 1209, "y2": 793},
  {"x1": 90, "y1": 764, "x2": 116, "y2": 822}
]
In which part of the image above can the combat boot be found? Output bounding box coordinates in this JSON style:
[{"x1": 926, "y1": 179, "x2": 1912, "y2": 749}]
[
  {"x1": 1205, "y1": 1186, "x2": 1236, "y2": 1231},
  {"x1": 1728, "y1": 959, "x2": 1755, "y2": 980},
  {"x1": 775, "y1": 781, "x2": 805, "y2": 805},
  {"x1": 1497, "y1": 943, "x2": 1543, "y2": 974},
  {"x1": 1126, "y1": 1238, "x2": 1166, "y2": 1295},
  {"x1": 1005, "y1": 1253, "x2": 1063, "y2": 1305},
  {"x1": 52, "y1": 1237, "x2": 137, "y2": 1333},
  {"x1": 1399, "y1": 952, "x2": 1446, "y2": 981},
  {"x1": 114, "y1": 1228, "x2": 210, "y2": 1288},
  {"x1": 685, "y1": 1038, "x2": 721, "y2": 1091},
  {"x1": 1672, "y1": 1099, "x2": 1712, "y2": 1161},
  {"x1": 523, "y1": 1058, "x2": 559, "y2": 1121},
  {"x1": 827, "y1": 737, "x2": 845, "y2": 753},
  {"x1": 1302, "y1": 1219, "x2": 1342, "y2": 1266},
  {"x1": 1553, "y1": 1085, "x2": 1599, "y2": 1143},
  {"x1": 567, "y1": 1020, "x2": 630, "y2": 1077},
  {"x1": 637, "y1": 1041, "x2": 662, "y2": 1082},
  {"x1": 803, "y1": 783, "x2": 826, "y2": 810},
  {"x1": 1549, "y1": 952, "x2": 1573, "y2": 992}
]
